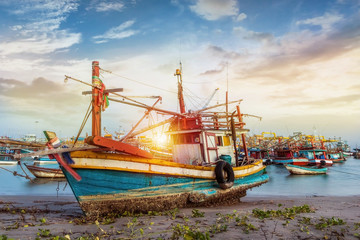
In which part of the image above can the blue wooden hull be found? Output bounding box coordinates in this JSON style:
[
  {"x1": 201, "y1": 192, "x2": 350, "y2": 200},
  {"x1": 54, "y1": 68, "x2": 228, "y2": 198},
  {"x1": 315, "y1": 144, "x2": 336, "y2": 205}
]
[
  {"x1": 272, "y1": 158, "x2": 309, "y2": 165},
  {"x1": 61, "y1": 162, "x2": 268, "y2": 216}
]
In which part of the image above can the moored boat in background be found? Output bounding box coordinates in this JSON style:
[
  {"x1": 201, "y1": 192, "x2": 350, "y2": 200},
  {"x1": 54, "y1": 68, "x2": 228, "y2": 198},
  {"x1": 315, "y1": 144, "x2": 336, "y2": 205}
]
[
  {"x1": 284, "y1": 164, "x2": 327, "y2": 175},
  {"x1": 327, "y1": 151, "x2": 346, "y2": 163},
  {"x1": 299, "y1": 148, "x2": 333, "y2": 166},
  {"x1": 33, "y1": 156, "x2": 58, "y2": 164},
  {"x1": 273, "y1": 148, "x2": 309, "y2": 166},
  {"x1": 25, "y1": 164, "x2": 64, "y2": 178}
]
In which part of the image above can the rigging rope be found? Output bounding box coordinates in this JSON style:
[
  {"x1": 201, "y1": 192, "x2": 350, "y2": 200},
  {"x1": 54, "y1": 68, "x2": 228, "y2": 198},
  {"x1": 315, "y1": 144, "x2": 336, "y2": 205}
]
[
  {"x1": 100, "y1": 67, "x2": 210, "y2": 103},
  {"x1": 100, "y1": 68, "x2": 178, "y2": 94},
  {"x1": 0, "y1": 165, "x2": 33, "y2": 182},
  {"x1": 73, "y1": 101, "x2": 93, "y2": 147}
]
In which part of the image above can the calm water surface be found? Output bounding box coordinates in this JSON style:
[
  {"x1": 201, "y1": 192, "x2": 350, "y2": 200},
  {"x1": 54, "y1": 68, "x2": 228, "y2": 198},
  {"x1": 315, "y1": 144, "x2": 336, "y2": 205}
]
[
  {"x1": 248, "y1": 156, "x2": 360, "y2": 197},
  {"x1": 1, "y1": 157, "x2": 360, "y2": 197}
]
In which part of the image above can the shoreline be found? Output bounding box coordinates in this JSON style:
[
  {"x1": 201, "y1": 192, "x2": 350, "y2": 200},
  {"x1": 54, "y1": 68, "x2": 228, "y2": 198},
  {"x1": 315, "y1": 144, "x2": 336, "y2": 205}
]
[{"x1": 1, "y1": 195, "x2": 360, "y2": 239}]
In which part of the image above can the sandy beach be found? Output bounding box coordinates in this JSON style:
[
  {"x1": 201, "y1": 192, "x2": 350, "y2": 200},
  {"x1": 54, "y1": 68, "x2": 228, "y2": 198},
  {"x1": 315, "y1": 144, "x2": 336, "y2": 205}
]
[{"x1": 1, "y1": 195, "x2": 360, "y2": 239}]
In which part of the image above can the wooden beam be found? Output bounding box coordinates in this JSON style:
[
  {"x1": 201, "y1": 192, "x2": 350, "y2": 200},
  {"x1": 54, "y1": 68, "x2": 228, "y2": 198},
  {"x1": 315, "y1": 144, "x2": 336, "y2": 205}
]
[
  {"x1": 82, "y1": 88, "x2": 124, "y2": 95},
  {"x1": 86, "y1": 136, "x2": 153, "y2": 159},
  {"x1": 13, "y1": 146, "x2": 101, "y2": 159}
]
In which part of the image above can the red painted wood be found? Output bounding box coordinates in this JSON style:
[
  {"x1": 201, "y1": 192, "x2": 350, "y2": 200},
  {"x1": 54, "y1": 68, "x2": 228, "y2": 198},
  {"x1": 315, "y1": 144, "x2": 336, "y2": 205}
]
[
  {"x1": 86, "y1": 136, "x2": 153, "y2": 159},
  {"x1": 92, "y1": 61, "x2": 101, "y2": 136},
  {"x1": 46, "y1": 143, "x2": 81, "y2": 181}
]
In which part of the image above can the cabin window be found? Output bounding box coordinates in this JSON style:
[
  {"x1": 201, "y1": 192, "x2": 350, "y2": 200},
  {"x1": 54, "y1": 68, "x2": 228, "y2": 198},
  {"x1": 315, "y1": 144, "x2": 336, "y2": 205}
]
[
  {"x1": 216, "y1": 136, "x2": 223, "y2": 146},
  {"x1": 302, "y1": 151, "x2": 314, "y2": 160}
]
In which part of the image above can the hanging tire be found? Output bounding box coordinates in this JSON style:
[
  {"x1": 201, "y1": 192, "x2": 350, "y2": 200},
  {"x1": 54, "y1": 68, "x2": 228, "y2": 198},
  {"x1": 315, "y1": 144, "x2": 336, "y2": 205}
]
[{"x1": 215, "y1": 160, "x2": 235, "y2": 189}]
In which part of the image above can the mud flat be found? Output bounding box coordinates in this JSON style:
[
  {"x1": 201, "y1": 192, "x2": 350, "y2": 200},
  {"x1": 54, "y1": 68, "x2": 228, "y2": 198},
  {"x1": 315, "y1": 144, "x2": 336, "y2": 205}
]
[{"x1": 1, "y1": 195, "x2": 360, "y2": 239}]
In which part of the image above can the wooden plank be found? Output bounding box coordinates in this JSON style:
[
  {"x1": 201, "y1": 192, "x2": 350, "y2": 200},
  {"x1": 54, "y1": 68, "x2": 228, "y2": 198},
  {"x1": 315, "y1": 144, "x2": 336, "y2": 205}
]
[
  {"x1": 13, "y1": 145, "x2": 101, "y2": 159},
  {"x1": 0, "y1": 139, "x2": 45, "y2": 147},
  {"x1": 87, "y1": 136, "x2": 153, "y2": 159},
  {"x1": 82, "y1": 88, "x2": 124, "y2": 95}
]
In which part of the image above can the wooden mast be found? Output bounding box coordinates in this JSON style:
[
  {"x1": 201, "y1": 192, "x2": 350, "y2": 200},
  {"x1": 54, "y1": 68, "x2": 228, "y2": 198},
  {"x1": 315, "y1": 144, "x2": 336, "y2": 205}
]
[
  {"x1": 92, "y1": 61, "x2": 101, "y2": 136},
  {"x1": 237, "y1": 105, "x2": 249, "y2": 165},
  {"x1": 175, "y1": 63, "x2": 186, "y2": 114}
]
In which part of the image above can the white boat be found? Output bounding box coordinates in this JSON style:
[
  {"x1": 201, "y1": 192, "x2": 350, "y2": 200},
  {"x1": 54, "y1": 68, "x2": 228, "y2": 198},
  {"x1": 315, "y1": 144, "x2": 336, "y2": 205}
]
[
  {"x1": 285, "y1": 164, "x2": 327, "y2": 175},
  {"x1": 25, "y1": 164, "x2": 64, "y2": 178},
  {"x1": 0, "y1": 159, "x2": 18, "y2": 165},
  {"x1": 33, "y1": 156, "x2": 57, "y2": 164}
]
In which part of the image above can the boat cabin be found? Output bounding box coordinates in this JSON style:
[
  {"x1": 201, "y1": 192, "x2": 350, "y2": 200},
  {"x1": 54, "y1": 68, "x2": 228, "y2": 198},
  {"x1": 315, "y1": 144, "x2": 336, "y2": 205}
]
[
  {"x1": 299, "y1": 149, "x2": 327, "y2": 160},
  {"x1": 249, "y1": 148, "x2": 269, "y2": 160},
  {"x1": 167, "y1": 114, "x2": 248, "y2": 166},
  {"x1": 168, "y1": 129, "x2": 235, "y2": 165}
]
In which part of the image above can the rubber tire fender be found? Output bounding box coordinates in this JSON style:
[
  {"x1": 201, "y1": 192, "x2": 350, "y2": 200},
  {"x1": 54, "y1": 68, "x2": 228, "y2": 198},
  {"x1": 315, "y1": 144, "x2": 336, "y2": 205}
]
[{"x1": 215, "y1": 160, "x2": 235, "y2": 189}]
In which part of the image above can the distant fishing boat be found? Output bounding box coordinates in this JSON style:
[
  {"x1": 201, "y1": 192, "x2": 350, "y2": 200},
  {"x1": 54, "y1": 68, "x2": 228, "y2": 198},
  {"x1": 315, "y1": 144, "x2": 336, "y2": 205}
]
[
  {"x1": 353, "y1": 149, "x2": 360, "y2": 159},
  {"x1": 273, "y1": 148, "x2": 309, "y2": 166},
  {"x1": 326, "y1": 151, "x2": 345, "y2": 163},
  {"x1": 285, "y1": 164, "x2": 327, "y2": 175},
  {"x1": 23, "y1": 61, "x2": 269, "y2": 216},
  {"x1": 248, "y1": 148, "x2": 272, "y2": 165},
  {"x1": 0, "y1": 157, "x2": 18, "y2": 165},
  {"x1": 299, "y1": 148, "x2": 333, "y2": 166},
  {"x1": 33, "y1": 156, "x2": 57, "y2": 164},
  {"x1": 0, "y1": 147, "x2": 19, "y2": 165},
  {"x1": 342, "y1": 151, "x2": 353, "y2": 157},
  {"x1": 25, "y1": 164, "x2": 64, "y2": 178}
]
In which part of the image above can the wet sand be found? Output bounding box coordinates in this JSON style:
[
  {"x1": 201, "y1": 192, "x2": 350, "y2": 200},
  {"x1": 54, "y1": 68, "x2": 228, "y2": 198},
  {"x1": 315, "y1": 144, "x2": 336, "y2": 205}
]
[{"x1": 1, "y1": 195, "x2": 360, "y2": 239}]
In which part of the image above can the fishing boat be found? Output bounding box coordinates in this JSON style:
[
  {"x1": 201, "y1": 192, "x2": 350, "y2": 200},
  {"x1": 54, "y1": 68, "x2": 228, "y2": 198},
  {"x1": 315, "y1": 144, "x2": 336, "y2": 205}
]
[
  {"x1": 0, "y1": 156, "x2": 18, "y2": 165},
  {"x1": 17, "y1": 61, "x2": 269, "y2": 216},
  {"x1": 326, "y1": 151, "x2": 345, "y2": 163},
  {"x1": 299, "y1": 148, "x2": 333, "y2": 166},
  {"x1": 284, "y1": 164, "x2": 327, "y2": 175},
  {"x1": 33, "y1": 155, "x2": 58, "y2": 164},
  {"x1": 0, "y1": 147, "x2": 19, "y2": 164},
  {"x1": 273, "y1": 149, "x2": 309, "y2": 166},
  {"x1": 248, "y1": 148, "x2": 272, "y2": 165},
  {"x1": 354, "y1": 149, "x2": 360, "y2": 159},
  {"x1": 25, "y1": 164, "x2": 65, "y2": 178}
]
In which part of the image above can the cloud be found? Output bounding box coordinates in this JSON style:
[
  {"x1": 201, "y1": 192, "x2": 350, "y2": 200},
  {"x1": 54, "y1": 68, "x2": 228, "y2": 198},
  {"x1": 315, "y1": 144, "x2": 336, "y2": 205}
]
[
  {"x1": 233, "y1": 26, "x2": 274, "y2": 44},
  {"x1": 190, "y1": 0, "x2": 238, "y2": 21},
  {"x1": 86, "y1": 0, "x2": 125, "y2": 12},
  {"x1": 0, "y1": 0, "x2": 80, "y2": 55},
  {"x1": 0, "y1": 31, "x2": 81, "y2": 55},
  {"x1": 0, "y1": 77, "x2": 65, "y2": 98},
  {"x1": 230, "y1": 11, "x2": 360, "y2": 86},
  {"x1": 8, "y1": 0, "x2": 79, "y2": 32},
  {"x1": 236, "y1": 13, "x2": 247, "y2": 22},
  {"x1": 207, "y1": 45, "x2": 242, "y2": 60},
  {"x1": 289, "y1": 94, "x2": 360, "y2": 108},
  {"x1": 0, "y1": 76, "x2": 87, "y2": 129},
  {"x1": 296, "y1": 12, "x2": 344, "y2": 31},
  {"x1": 93, "y1": 20, "x2": 138, "y2": 43}
]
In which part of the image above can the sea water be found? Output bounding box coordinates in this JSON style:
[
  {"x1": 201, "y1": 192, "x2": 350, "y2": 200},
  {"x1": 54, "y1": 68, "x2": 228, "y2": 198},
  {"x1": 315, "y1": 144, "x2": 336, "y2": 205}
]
[
  {"x1": 0, "y1": 158, "x2": 71, "y2": 196},
  {"x1": 248, "y1": 156, "x2": 360, "y2": 197},
  {"x1": 0, "y1": 157, "x2": 360, "y2": 197}
]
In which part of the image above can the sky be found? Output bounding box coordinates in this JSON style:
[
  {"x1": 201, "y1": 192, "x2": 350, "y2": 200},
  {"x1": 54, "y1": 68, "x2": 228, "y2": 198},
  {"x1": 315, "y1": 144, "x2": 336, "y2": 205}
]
[{"x1": 0, "y1": 0, "x2": 359, "y2": 148}]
